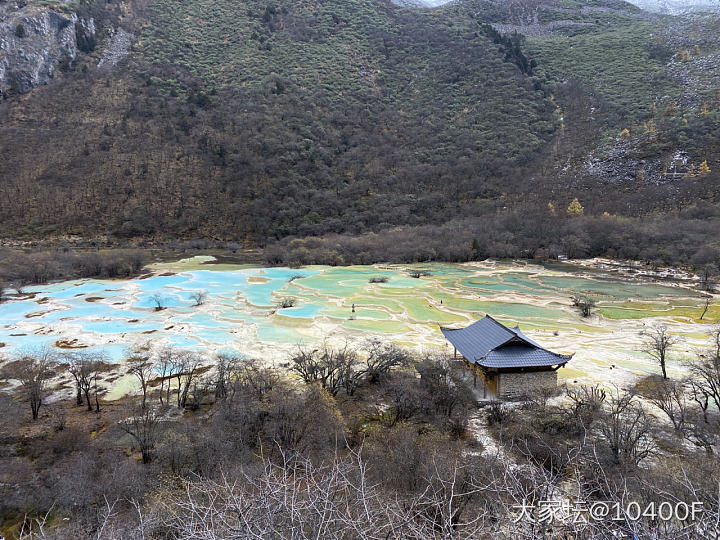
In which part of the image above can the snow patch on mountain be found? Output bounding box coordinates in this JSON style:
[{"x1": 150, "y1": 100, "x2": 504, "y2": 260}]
[
  {"x1": 625, "y1": 0, "x2": 720, "y2": 14},
  {"x1": 391, "y1": 0, "x2": 454, "y2": 7}
]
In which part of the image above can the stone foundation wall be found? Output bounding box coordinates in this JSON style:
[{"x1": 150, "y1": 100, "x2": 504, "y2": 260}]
[{"x1": 497, "y1": 370, "x2": 557, "y2": 400}]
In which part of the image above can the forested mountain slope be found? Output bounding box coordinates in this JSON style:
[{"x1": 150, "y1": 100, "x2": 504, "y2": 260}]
[
  {"x1": 1, "y1": 0, "x2": 556, "y2": 240},
  {"x1": 0, "y1": 0, "x2": 719, "y2": 265}
]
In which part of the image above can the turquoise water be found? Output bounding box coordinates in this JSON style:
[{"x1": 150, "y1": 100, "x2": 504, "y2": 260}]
[
  {"x1": 81, "y1": 320, "x2": 162, "y2": 334},
  {"x1": 278, "y1": 304, "x2": 324, "y2": 319},
  {"x1": 0, "y1": 259, "x2": 713, "y2": 364}
]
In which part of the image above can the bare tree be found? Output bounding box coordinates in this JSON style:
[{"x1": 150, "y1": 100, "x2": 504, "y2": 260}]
[
  {"x1": 700, "y1": 296, "x2": 712, "y2": 320},
  {"x1": 172, "y1": 351, "x2": 202, "y2": 408},
  {"x1": 10, "y1": 280, "x2": 25, "y2": 295},
  {"x1": 67, "y1": 352, "x2": 106, "y2": 412},
  {"x1": 338, "y1": 351, "x2": 364, "y2": 396},
  {"x1": 186, "y1": 377, "x2": 210, "y2": 411},
  {"x1": 149, "y1": 293, "x2": 166, "y2": 311},
  {"x1": 700, "y1": 263, "x2": 717, "y2": 291},
  {"x1": 119, "y1": 407, "x2": 163, "y2": 464},
  {"x1": 128, "y1": 355, "x2": 155, "y2": 410},
  {"x1": 416, "y1": 355, "x2": 473, "y2": 419},
  {"x1": 213, "y1": 352, "x2": 240, "y2": 401},
  {"x1": 190, "y1": 290, "x2": 207, "y2": 306},
  {"x1": 641, "y1": 324, "x2": 677, "y2": 379},
  {"x1": 65, "y1": 353, "x2": 86, "y2": 406},
  {"x1": 685, "y1": 407, "x2": 718, "y2": 454},
  {"x1": 291, "y1": 347, "x2": 324, "y2": 385},
  {"x1": 153, "y1": 347, "x2": 203, "y2": 408},
  {"x1": 384, "y1": 377, "x2": 423, "y2": 426},
  {"x1": 0, "y1": 349, "x2": 56, "y2": 420},
  {"x1": 687, "y1": 326, "x2": 720, "y2": 416},
  {"x1": 156, "y1": 347, "x2": 176, "y2": 406}
]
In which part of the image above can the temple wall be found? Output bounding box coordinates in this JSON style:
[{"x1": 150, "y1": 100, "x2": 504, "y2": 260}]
[{"x1": 497, "y1": 370, "x2": 557, "y2": 400}]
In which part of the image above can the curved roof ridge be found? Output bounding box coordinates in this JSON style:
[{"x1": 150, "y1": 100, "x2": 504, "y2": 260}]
[{"x1": 441, "y1": 315, "x2": 573, "y2": 369}]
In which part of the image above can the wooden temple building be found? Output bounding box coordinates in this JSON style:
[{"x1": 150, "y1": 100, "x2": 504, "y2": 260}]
[{"x1": 441, "y1": 315, "x2": 572, "y2": 400}]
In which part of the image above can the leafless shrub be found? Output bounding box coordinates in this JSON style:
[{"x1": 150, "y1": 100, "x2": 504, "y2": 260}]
[
  {"x1": 261, "y1": 386, "x2": 345, "y2": 460},
  {"x1": 48, "y1": 405, "x2": 66, "y2": 432},
  {"x1": 598, "y1": 388, "x2": 655, "y2": 468},
  {"x1": 154, "y1": 449, "x2": 491, "y2": 539},
  {"x1": 119, "y1": 406, "x2": 164, "y2": 464},
  {"x1": 190, "y1": 290, "x2": 207, "y2": 306},
  {"x1": 486, "y1": 401, "x2": 511, "y2": 426},
  {"x1": 233, "y1": 361, "x2": 282, "y2": 402},
  {"x1": 416, "y1": 355, "x2": 474, "y2": 420},
  {"x1": 278, "y1": 297, "x2": 297, "y2": 308},
  {"x1": 290, "y1": 343, "x2": 359, "y2": 396},
  {"x1": 642, "y1": 376, "x2": 688, "y2": 432},
  {"x1": 564, "y1": 383, "x2": 606, "y2": 431},
  {"x1": 363, "y1": 339, "x2": 410, "y2": 384},
  {"x1": 571, "y1": 295, "x2": 596, "y2": 317},
  {"x1": 213, "y1": 352, "x2": 241, "y2": 401}
]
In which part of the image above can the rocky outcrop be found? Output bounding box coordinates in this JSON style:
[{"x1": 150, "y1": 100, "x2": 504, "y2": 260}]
[
  {"x1": 97, "y1": 26, "x2": 132, "y2": 69},
  {"x1": 0, "y1": 2, "x2": 95, "y2": 96}
]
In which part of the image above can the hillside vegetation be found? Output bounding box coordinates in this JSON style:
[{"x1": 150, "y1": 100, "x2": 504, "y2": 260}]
[
  {"x1": 0, "y1": 0, "x2": 558, "y2": 241},
  {"x1": 0, "y1": 0, "x2": 719, "y2": 269}
]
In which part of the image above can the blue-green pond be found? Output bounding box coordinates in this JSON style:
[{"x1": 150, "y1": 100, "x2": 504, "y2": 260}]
[{"x1": 1, "y1": 257, "x2": 717, "y2": 392}]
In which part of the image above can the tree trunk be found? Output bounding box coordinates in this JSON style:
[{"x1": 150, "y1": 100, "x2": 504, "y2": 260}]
[{"x1": 31, "y1": 399, "x2": 41, "y2": 420}]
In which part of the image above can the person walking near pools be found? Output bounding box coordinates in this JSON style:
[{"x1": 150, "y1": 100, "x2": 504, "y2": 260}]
[{"x1": 352, "y1": 303, "x2": 356, "y2": 313}]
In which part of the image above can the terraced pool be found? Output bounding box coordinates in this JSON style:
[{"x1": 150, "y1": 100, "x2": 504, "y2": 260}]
[{"x1": 0, "y1": 257, "x2": 717, "y2": 386}]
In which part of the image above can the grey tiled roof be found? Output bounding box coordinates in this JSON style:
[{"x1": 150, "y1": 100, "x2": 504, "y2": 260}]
[
  {"x1": 441, "y1": 315, "x2": 571, "y2": 369},
  {"x1": 481, "y1": 346, "x2": 570, "y2": 368}
]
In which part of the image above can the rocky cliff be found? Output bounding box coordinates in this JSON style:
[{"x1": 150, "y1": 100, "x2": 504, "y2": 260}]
[{"x1": 0, "y1": 1, "x2": 95, "y2": 96}]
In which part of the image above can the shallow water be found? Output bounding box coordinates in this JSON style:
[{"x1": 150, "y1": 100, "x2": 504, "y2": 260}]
[{"x1": 0, "y1": 258, "x2": 716, "y2": 389}]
